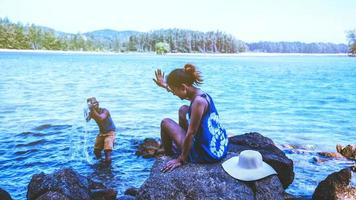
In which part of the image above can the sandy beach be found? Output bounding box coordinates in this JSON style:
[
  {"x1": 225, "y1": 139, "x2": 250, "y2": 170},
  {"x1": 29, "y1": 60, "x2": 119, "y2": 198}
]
[{"x1": 0, "y1": 48, "x2": 348, "y2": 57}]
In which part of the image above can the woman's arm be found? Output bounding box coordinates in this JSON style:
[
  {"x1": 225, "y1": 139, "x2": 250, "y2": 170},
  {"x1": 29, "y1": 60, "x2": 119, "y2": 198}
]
[
  {"x1": 161, "y1": 97, "x2": 207, "y2": 172},
  {"x1": 153, "y1": 69, "x2": 172, "y2": 93},
  {"x1": 179, "y1": 97, "x2": 207, "y2": 161}
]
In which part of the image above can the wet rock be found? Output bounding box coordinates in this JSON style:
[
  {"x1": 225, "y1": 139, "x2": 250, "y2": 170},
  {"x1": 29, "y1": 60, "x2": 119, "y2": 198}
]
[
  {"x1": 36, "y1": 191, "x2": 69, "y2": 200},
  {"x1": 228, "y1": 132, "x2": 294, "y2": 189},
  {"x1": 27, "y1": 168, "x2": 117, "y2": 200},
  {"x1": 312, "y1": 167, "x2": 356, "y2": 200},
  {"x1": 311, "y1": 156, "x2": 330, "y2": 164},
  {"x1": 124, "y1": 187, "x2": 139, "y2": 197},
  {"x1": 280, "y1": 144, "x2": 315, "y2": 155},
  {"x1": 136, "y1": 153, "x2": 284, "y2": 200},
  {"x1": 0, "y1": 188, "x2": 12, "y2": 200},
  {"x1": 91, "y1": 189, "x2": 117, "y2": 200},
  {"x1": 135, "y1": 138, "x2": 164, "y2": 158},
  {"x1": 283, "y1": 148, "x2": 312, "y2": 155},
  {"x1": 317, "y1": 152, "x2": 344, "y2": 159},
  {"x1": 336, "y1": 144, "x2": 356, "y2": 160},
  {"x1": 118, "y1": 195, "x2": 136, "y2": 200}
]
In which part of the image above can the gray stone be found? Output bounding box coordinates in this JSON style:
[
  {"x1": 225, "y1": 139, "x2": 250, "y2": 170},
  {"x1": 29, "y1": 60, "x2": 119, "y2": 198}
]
[
  {"x1": 36, "y1": 191, "x2": 70, "y2": 200},
  {"x1": 137, "y1": 153, "x2": 284, "y2": 200},
  {"x1": 27, "y1": 168, "x2": 117, "y2": 200}
]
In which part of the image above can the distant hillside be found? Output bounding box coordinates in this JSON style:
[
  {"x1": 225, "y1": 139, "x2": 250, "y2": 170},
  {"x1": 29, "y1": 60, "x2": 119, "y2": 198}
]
[
  {"x1": 247, "y1": 41, "x2": 348, "y2": 53},
  {"x1": 84, "y1": 29, "x2": 140, "y2": 41},
  {"x1": 0, "y1": 17, "x2": 349, "y2": 53},
  {"x1": 82, "y1": 29, "x2": 141, "y2": 51}
]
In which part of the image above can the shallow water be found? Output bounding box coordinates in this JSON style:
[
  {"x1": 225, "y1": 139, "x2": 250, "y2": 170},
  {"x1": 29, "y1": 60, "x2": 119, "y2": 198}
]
[{"x1": 0, "y1": 52, "x2": 355, "y2": 199}]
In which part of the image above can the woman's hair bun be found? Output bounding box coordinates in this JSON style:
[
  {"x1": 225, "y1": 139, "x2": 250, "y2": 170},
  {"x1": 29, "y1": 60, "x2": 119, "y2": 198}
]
[
  {"x1": 184, "y1": 63, "x2": 196, "y2": 74},
  {"x1": 167, "y1": 63, "x2": 203, "y2": 87},
  {"x1": 184, "y1": 63, "x2": 203, "y2": 85}
]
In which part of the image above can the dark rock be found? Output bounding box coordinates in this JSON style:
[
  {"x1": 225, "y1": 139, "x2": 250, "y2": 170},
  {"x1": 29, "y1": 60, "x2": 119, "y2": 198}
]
[
  {"x1": 228, "y1": 132, "x2": 294, "y2": 189},
  {"x1": 124, "y1": 187, "x2": 139, "y2": 197},
  {"x1": 336, "y1": 144, "x2": 356, "y2": 160},
  {"x1": 27, "y1": 168, "x2": 117, "y2": 200},
  {"x1": 118, "y1": 195, "x2": 136, "y2": 200},
  {"x1": 311, "y1": 156, "x2": 329, "y2": 164},
  {"x1": 0, "y1": 188, "x2": 12, "y2": 200},
  {"x1": 91, "y1": 189, "x2": 117, "y2": 200},
  {"x1": 312, "y1": 167, "x2": 356, "y2": 200},
  {"x1": 36, "y1": 191, "x2": 69, "y2": 200},
  {"x1": 136, "y1": 153, "x2": 284, "y2": 200},
  {"x1": 135, "y1": 138, "x2": 164, "y2": 158}
]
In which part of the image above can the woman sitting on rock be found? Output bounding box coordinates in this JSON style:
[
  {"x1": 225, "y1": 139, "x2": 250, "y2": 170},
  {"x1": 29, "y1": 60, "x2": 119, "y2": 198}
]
[{"x1": 153, "y1": 64, "x2": 228, "y2": 172}]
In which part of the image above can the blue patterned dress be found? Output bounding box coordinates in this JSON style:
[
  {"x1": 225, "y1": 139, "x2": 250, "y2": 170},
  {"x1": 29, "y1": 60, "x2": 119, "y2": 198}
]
[{"x1": 187, "y1": 93, "x2": 228, "y2": 163}]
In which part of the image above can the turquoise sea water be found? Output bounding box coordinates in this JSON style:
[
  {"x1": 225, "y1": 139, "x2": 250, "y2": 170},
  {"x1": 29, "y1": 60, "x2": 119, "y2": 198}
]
[{"x1": 0, "y1": 52, "x2": 355, "y2": 199}]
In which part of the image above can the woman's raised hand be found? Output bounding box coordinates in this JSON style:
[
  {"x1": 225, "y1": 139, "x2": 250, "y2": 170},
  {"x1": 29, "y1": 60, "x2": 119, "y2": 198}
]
[{"x1": 153, "y1": 69, "x2": 167, "y2": 88}]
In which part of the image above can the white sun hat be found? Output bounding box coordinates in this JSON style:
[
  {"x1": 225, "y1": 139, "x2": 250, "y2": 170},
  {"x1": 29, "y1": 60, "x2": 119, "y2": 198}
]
[{"x1": 222, "y1": 150, "x2": 277, "y2": 181}]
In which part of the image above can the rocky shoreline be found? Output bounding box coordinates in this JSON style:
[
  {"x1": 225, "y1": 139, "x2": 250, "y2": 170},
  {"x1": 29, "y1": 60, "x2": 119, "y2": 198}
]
[{"x1": 1, "y1": 132, "x2": 354, "y2": 200}]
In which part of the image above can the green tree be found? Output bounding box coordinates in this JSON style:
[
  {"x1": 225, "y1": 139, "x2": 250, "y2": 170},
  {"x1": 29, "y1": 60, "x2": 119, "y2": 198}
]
[
  {"x1": 14, "y1": 24, "x2": 30, "y2": 49},
  {"x1": 28, "y1": 25, "x2": 42, "y2": 49},
  {"x1": 0, "y1": 24, "x2": 8, "y2": 48},
  {"x1": 346, "y1": 29, "x2": 356, "y2": 56},
  {"x1": 155, "y1": 42, "x2": 170, "y2": 54},
  {"x1": 42, "y1": 31, "x2": 62, "y2": 50},
  {"x1": 127, "y1": 35, "x2": 138, "y2": 51}
]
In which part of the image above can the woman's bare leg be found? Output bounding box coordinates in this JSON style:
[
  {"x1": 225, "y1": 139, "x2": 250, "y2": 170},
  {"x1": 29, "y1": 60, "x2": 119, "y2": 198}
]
[{"x1": 160, "y1": 118, "x2": 186, "y2": 156}]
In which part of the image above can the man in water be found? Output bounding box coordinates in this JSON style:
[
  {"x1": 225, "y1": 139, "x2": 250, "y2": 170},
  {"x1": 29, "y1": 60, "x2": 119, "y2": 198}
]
[{"x1": 86, "y1": 97, "x2": 116, "y2": 163}]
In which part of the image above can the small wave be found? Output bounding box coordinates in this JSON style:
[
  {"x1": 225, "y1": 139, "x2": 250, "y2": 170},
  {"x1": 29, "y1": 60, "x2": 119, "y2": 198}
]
[
  {"x1": 22, "y1": 160, "x2": 48, "y2": 168},
  {"x1": 325, "y1": 96, "x2": 350, "y2": 103},
  {"x1": 15, "y1": 139, "x2": 48, "y2": 147},
  {"x1": 18, "y1": 131, "x2": 43, "y2": 137},
  {"x1": 14, "y1": 149, "x2": 39, "y2": 155},
  {"x1": 33, "y1": 124, "x2": 72, "y2": 131}
]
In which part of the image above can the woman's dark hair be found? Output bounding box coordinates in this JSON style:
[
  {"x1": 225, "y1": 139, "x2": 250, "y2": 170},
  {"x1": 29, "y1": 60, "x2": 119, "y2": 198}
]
[{"x1": 166, "y1": 64, "x2": 203, "y2": 88}]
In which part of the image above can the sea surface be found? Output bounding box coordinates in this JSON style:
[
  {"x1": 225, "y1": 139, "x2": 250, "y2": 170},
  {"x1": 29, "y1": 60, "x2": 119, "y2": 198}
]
[{"x1": 0, "y1": 52, "x2": 355, "y2": 199}]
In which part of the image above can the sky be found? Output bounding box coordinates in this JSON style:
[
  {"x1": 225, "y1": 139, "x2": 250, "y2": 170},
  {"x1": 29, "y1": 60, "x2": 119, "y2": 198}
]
[{"x1": 1, "y1": 0, "x2": 356, "y2": 43}]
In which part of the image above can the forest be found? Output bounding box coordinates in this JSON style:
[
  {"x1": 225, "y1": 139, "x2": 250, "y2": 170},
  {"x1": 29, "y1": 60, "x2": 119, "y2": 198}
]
[{"x1": 0, "y1": 18, "x2": 354, "y2": 55}]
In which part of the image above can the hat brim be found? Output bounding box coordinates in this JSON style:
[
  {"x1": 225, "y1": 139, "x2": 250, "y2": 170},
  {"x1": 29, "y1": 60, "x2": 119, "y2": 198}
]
[{"x1": 222, "y1": 156, "x2": 277, "y2": 181}]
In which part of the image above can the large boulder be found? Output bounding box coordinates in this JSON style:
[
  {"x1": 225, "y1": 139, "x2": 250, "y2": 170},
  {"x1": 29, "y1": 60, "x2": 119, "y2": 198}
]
[
  {"x1": 27, "y1": 168, "x2": 117, "y2": 200},
  {"x1": 228, "y1": 132, "x2": 294, "y2": 188},
  {"x1": 0, "y1": 188, "x2": 12, "y2": 200},
  {"x1": 312, "y1": 167, "x2": 356, "y2": 200},
  {"x1": 136, "y1": 153, "x2": 284, "y2": 200}
]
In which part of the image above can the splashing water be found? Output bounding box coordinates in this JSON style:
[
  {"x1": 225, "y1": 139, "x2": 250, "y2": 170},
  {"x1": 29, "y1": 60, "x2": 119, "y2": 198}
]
[
  {"x1": 68, "y1": 105, "x2": 95, "y2": 164},
  {"x1": 83, "y1": 106, "x2": 94, "y2": 164}
]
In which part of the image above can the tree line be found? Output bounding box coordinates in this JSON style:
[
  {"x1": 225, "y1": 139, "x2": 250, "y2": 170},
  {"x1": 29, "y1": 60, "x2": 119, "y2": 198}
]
[
  {"x1": 247, "y1": 41, "x2": 348, "y2": 53},
  {"x1": 0, "y1": 18, "x2": 96, "y2": 51},
  {"x1": 0, "y1": 17, "x2": 354, "y2": 55},
  {"x1": 0, "y1": 18, "x2": 246, "y2": 53},
  {"x1": 123, "y1": 29, "x2": 247, "y2": 53}
]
